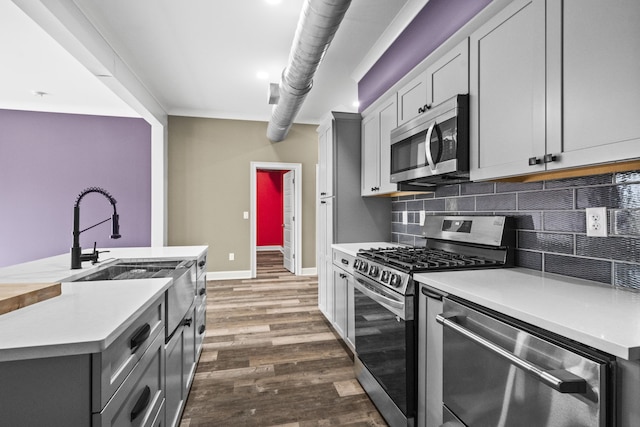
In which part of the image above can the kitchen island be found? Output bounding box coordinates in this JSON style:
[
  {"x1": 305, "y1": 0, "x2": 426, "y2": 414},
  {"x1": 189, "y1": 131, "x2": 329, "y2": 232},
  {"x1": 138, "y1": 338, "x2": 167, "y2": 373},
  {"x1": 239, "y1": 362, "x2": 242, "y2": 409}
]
[{"x1": 0, "y1": 245, "x2": 208, "y2": 427}]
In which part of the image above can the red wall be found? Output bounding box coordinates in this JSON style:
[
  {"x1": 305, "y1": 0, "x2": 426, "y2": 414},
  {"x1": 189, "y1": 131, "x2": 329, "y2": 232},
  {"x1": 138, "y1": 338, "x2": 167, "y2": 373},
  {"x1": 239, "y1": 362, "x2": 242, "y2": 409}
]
[{"x1": 257, "y1": 170, "x2": 287, "y2": 247}]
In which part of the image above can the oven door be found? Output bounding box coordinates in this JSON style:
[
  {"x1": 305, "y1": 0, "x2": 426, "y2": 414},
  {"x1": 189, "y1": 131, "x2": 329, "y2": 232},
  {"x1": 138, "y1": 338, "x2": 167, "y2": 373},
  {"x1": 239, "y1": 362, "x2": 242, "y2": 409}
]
[
  {"x1": 353, "y1": 273, "x2": 415, "y2": 425},
  {"x1": 438, "y1": 297, "x2": 612, "y2": 427}
]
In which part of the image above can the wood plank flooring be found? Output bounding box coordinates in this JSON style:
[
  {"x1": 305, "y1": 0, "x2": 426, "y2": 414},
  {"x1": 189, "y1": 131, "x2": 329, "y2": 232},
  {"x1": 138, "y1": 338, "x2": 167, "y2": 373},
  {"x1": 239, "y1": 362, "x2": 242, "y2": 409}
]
[{"x1": 180, "y1": 251, "x2": 387, "y2": 426}]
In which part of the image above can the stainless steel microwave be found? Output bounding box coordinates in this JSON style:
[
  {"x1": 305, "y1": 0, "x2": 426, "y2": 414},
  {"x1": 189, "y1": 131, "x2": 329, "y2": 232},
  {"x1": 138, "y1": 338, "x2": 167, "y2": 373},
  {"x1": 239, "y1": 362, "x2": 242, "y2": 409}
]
[{"x1": 390, "y1": 94, "x2": 469, "y2": 188}]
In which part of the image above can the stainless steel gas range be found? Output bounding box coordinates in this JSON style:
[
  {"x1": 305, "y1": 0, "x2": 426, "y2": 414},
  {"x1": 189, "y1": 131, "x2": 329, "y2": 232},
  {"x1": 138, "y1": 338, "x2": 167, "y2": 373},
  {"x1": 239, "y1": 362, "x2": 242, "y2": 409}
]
[{"x1": 352, "y1": 215, "x2": 514, "y2": 427}]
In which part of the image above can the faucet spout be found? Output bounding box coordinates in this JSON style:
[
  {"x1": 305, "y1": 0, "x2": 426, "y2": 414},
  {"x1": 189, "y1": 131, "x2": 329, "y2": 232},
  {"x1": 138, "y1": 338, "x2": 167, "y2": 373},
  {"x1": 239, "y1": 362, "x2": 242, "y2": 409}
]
[{"x1": 71, "y1": 187, "x2": 121, "y2": 269}]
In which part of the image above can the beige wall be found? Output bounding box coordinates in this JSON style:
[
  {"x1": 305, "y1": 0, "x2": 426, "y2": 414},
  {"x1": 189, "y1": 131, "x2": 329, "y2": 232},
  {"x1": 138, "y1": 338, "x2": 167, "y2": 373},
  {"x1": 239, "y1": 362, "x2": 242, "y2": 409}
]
[{"x1": 168, "y1": 116, "x2": 318, "y2": 273}]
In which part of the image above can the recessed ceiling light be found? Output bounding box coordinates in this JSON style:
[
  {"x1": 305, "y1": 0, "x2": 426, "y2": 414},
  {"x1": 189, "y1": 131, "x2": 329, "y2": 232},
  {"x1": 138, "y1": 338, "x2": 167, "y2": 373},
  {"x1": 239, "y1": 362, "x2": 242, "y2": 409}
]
[
  {"x1": 256, "y1": 71, "x2": 269, "y2": 80},
  {"x1": 31, "y1": 90, "x2": 49, "y2": 97}
]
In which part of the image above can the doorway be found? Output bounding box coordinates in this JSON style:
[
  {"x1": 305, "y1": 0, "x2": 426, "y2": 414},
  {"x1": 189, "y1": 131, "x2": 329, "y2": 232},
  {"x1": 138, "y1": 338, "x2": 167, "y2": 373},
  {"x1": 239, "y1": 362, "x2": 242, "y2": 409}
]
[{"x1": 250, "y1": 162, "x2": 302, "y2": 278}]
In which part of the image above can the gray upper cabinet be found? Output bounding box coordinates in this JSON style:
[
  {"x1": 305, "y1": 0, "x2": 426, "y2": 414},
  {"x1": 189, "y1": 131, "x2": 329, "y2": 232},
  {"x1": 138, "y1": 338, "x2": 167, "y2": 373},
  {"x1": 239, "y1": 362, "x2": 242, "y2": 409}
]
[
  {"x1": 546, "y1": 0, "x2": 640, "y2": 170},
  {"x1": 361, "y1": 94, "x2": 398, "y2": 196},
  {"x1": 397, "y1": 39, "x2": 470, "y2": 128},
  {"x1": 397, "y1": 73, "x2": 427, "y2": 127},
  {"x1": 469, "y1": 0, "x2": 547, "y2": 181},
  {"x1": 471, "y1": 0, "x2": 640, "y2": 181},
  {"x1": 426, "y1": 39, "x2": 469, "y2": 107}
]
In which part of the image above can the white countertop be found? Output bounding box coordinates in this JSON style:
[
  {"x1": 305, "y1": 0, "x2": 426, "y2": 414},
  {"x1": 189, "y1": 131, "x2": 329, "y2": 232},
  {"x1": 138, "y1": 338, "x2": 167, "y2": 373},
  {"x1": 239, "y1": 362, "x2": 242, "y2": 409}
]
[
  {"x1": 0, "y1": 246, "x2": 207, "y2": 362},
  {"x1": 414, "y1": 267, "x2": 640, "y2": 361},
  {"x1": 332, "y1": 242, "x2": 405, "y2": 257}
]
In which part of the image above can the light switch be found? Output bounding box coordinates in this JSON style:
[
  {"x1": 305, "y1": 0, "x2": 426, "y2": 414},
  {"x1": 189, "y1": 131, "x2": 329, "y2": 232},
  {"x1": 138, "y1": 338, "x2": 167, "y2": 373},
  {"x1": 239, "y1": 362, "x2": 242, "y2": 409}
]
[
  {"x1": 402, "y1": 211, "x2": 408, "y2": 225},
  {"x1": 243, "y1": 211, "x2": 249, "y2": 219},
  {"x1": 419, "y1": 210, "x2": 426, "y2": 226}
]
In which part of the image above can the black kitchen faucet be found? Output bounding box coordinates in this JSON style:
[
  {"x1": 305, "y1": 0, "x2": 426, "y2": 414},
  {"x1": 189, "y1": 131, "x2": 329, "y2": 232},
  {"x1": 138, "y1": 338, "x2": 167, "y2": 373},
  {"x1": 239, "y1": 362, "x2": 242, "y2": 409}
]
[{"x1": 70, "y1": 186, "x2": 121, "y2": 269}]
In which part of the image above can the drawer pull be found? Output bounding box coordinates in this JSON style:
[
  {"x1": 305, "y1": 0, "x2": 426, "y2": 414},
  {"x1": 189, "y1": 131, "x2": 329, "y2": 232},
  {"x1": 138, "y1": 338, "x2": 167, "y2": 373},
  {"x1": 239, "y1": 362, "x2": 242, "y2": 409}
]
[
  {"x1": 199, "y1": 288, "x2": 206, "y2": 296},
  {"x1": 182, "y1": 318, "x2": 193, "y2": 327},
  {"x1": 130, "y1": 323, "x2": 151, "y2": 353},
  {"x1": 198, "y1": 260, "x2": 206, "y2": 268},
  {"x1": 199, "y1": 325, "x2": 206, "y2": 335},
  {"x1": 130, "y1": 385, "x2": 151, "y2": 421}
]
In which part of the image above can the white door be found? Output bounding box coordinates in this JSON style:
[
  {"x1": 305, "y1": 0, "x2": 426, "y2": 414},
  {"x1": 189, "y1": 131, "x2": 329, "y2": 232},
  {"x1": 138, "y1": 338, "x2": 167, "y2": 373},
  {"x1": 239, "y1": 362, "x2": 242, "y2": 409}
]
[{"x1": 283, "y1": 170, "x2": 295, "y2": 273}]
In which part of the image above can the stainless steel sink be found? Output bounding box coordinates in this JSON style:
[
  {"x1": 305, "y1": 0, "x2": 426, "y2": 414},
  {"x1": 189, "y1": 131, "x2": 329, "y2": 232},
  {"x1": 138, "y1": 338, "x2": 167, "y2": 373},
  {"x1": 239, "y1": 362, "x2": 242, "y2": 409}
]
[{"x1": 71, "y1": 260, "x2": 188, "y2": 281}]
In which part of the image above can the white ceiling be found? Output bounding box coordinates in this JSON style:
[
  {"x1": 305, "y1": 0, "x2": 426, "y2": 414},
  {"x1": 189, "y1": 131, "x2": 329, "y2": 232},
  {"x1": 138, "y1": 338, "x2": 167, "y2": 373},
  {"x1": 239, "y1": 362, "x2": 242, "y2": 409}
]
[{"x1": 1, "y1": 0, "x2": 417, "y2": 124}]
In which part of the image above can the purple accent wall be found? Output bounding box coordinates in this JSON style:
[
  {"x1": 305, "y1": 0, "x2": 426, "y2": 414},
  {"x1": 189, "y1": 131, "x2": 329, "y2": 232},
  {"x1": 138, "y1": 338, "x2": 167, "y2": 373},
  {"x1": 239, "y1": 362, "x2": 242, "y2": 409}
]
[
  {"x1": 0, "y1": 109, "x2": 152, "y2": 267},
  {"x1": 358, "y1": 0, "x2": 492, "y2": 111}
]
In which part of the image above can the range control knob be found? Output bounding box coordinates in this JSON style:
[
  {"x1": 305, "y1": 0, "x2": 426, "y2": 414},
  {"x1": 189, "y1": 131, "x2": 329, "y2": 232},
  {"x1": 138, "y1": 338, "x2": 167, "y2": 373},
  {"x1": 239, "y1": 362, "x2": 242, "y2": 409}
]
[
  {"x1": 390, "y1": 274, "x2": 401, "y2": 288},
  {"x1": 353, "y1": 259, "x2": 360, "y2": 270},
  {"x1": 369, "y1": 265, "x2": 379, "y2": 277},
  {"x1": 359, "y1": 261, "x2": 368, "y2": 272},
  {"x1": 381, "y1": 270, "x2": 391, "y2": 283}
]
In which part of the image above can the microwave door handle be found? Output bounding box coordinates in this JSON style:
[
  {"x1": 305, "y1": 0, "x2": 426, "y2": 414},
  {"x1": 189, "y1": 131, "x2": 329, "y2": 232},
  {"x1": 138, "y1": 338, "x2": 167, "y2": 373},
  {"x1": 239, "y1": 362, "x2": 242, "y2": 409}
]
[
  {"x1": 425, "y1": 121, "x2": 437, "y2": 170},
  {"x1": 436, "y1": 313, "x2": 588, "y2": 394}
]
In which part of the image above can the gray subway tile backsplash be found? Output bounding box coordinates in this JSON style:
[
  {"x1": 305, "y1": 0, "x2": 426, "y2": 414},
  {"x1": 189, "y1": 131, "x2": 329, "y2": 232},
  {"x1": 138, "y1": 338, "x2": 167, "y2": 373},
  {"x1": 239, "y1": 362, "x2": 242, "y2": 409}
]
[
  {"x1": 544, "y1": 254, "x2": 612, "y2": 284},
  {"x1": 576, "y1": 184, "x2": 640, "y2": 209},
  {"x1": 518, "y1": 189, "x2": 574, "y2": 210},
  {"x1": 615, "y1": 171, "x2": 640, "y2": 184},
  {"x1": 544, "y1": 211, "x2": 586, "y2": 233},
  {"x1": 518, "y1": 231, "x2": 574, "y2": 254},
  {"x1": 476, "y1": 193, "x2": 517, "y2": 211},
  {"x1": 390, "y1": 169, "x2": 640, "y2": 290},
  {"x1": 613, "y1": 210, "x2": 640, "y2": 236}
]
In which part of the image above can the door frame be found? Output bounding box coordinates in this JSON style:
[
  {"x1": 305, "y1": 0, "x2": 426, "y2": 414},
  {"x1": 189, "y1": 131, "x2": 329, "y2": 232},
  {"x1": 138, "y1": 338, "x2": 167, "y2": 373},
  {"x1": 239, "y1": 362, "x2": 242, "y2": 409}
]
[{"x1": 250, "y1": 162, "x2": 302, "y2": 278}]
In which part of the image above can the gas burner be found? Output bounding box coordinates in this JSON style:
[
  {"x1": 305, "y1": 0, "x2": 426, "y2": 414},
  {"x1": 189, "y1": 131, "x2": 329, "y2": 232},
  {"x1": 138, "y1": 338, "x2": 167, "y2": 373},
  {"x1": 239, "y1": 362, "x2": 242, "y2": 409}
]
[{"x1": 354, "y1": 216, "x2": 514, "y2": 297}]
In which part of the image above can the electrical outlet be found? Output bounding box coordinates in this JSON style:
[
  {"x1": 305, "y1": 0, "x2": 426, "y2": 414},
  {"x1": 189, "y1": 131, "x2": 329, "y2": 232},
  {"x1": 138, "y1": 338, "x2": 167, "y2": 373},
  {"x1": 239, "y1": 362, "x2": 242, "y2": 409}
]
[
  {"x1": 243, "y1": 211, "x2": 249, "y2": 219},
  {"x1": 228, "y1": 253, "x2": 235, "y2": 261},
  {"x1": 586, "y1": 207, "x2": 608, "y2": 237}
]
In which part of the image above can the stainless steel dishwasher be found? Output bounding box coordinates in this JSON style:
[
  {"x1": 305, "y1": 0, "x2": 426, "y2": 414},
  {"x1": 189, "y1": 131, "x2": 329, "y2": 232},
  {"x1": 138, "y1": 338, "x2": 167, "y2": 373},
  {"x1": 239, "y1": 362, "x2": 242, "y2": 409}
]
[{"x1": 437, "y1": 297, "x2": 615, "y2": 427}]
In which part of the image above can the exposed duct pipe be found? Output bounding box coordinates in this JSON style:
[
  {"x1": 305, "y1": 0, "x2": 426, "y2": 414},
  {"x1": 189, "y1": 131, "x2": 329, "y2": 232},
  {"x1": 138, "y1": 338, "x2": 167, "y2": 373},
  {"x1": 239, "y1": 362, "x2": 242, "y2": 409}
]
[{"x1": 266, "y1": 0, "x2": 352, "y2": 142}]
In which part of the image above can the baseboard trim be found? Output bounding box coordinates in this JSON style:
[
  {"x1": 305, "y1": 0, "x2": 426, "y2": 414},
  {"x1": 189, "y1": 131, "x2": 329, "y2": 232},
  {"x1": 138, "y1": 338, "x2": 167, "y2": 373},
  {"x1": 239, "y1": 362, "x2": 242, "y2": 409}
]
[
  {"x1": 257, "y1": 246, "x2": 283, "y2": 252},
  {"x1": 207, "y1": 270, "x2": 252, "y2": 280},
  {"x1": 301, "y1": 267, "x2": 317, "y2": 276}
]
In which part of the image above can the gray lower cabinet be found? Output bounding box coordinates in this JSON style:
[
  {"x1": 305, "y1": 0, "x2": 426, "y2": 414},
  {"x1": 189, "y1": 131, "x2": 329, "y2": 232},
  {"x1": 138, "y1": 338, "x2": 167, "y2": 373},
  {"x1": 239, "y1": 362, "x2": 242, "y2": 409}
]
[
  {"x1": 0, "y1": 294, "x2": 165, "y2": 427},
  {"x1": 93, "y1": 331, "x2": 165, "y2": 427},
  {"x1": 330, "y1": 247, "x2": 356, "y2": 353}
]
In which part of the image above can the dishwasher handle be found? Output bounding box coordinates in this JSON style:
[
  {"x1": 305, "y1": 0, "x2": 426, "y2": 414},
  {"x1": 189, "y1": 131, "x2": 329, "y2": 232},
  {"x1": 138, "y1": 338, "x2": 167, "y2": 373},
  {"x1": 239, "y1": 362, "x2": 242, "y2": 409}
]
[{"x1": 436, "y1": 313, "x2": 587, "y2": 394}]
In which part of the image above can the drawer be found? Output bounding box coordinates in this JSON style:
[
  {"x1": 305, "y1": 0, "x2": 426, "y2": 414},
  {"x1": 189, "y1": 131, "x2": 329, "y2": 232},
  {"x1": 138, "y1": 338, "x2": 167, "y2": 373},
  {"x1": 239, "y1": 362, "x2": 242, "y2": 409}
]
[
  {"x1": 195, "y1": 274, "x2": 206, "y2": 299},
  {"x1": 195, "y1": 297, "x2": 206, "y2": 357},
  {"x1": 93, "y1": 331, "x2": 165, "y2": 427},
  {"x1": 92, "y1": 295, "x2": 164, "y2": 412},
  {"x1": 196, "y1": 253, "x2": 207, "y2": 280}
]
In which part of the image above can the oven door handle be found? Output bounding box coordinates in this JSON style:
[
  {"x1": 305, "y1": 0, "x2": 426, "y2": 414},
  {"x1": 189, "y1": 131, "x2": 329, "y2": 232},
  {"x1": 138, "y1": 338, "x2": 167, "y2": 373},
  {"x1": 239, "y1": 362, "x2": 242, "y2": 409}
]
[
  {"x1": 354, "y1": 278, "x2": 405, "y2": 314},
  {"x1": 436, "y1": 313, "x2": 588, "y2": 394}
]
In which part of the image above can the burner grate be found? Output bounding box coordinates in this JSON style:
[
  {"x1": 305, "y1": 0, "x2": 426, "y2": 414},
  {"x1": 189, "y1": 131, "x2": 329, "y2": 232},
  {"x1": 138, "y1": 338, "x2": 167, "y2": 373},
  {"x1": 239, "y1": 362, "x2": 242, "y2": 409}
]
[{"x1": 359, "y1": 247, "x2": 501, "y2": 272}]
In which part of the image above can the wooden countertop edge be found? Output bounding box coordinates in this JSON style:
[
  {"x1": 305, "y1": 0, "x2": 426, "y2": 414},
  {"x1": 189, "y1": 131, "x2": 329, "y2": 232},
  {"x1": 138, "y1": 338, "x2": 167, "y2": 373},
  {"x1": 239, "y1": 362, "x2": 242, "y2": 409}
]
[{"x1": 0, "y1": 283, "x2": 62, "y2": 315}]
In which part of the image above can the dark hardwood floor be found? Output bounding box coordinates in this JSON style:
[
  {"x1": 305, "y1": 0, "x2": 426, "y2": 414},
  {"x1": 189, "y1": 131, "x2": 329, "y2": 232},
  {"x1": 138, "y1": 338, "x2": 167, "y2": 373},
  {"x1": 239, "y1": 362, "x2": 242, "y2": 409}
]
[{"x1": 180, "y1": 251, "x2": 387, "y2": 426}]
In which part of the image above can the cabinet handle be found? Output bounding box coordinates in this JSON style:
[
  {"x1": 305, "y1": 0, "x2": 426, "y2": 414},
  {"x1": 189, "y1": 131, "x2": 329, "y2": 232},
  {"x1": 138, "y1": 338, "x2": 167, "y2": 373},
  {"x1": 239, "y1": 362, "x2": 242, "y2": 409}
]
[
  {"x1": 199, "y1": 288, "x2": 206, "y2": 296},
  {"x1": 320, "y1": 192, "x2": 326, "y2": 196},
  {"x1": 129, "y1": 323, "x2": 151, "y2": 353},
  {"x1": 341, "y1": 258, "x2": 349, "y2": 265},
  {"x1": 182, "y1": 318, "x2": 193, "y2": 327},
  {"x1": 321, "y1": 201, "x2": 326, "y2": 204},
  {"x1": 418, "y1": 104, "x2": 431, "y2": 114},
  {"x1": 198, "y1": 260, "x2": 206, "y2": 268},
  {"x1": 130, "y1": 385, "x2": 151, "y2": 421},
  {"x1": 199, "y1": 325, "x2": 206, "y2": 335},
  {"x1": 528, "y1": 156, "x2": 541, "y2": 166},
  {"x1": 543, "y1": 153, "x2": 557, "y2": 163},
  {"x1": 340, "y1": 273, "x2": 347, "y2": 279}
]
